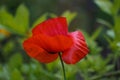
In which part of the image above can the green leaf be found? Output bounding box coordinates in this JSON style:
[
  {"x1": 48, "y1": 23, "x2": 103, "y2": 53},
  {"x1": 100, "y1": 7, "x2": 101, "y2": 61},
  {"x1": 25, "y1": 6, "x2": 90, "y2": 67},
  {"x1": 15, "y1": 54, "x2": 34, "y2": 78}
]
[
  {"x1": 49, "y1": 13, "x2": 57, "y2": 18},
  {"x1": 114, "y1": 16, "x2": 120, "y2": 41},
  {"x1": 0, "y1": 64, "x2": 3, "y2": 78},
  {"x1": 0, "y1": 24, "x2": 10, "y2": 40},
  {"x1": 21, "y1": 64, "x2": 29, "y2": 74},
  {"x1": 61, "y1": 11, "x2": 77, "y2": 25},
  {"x1": 111, "y1": 0, "x2": 120, "y2": 15},
  {"x1": 106, "y1": 29, "x2": 115, "y2": 39},
  {"x1": 0, "y1": 65, "x2": 9, "y2": 80},
  {"x1": 8, "y1": 53, "x2": 23, "y2": 70},
  {"x1": 0, "y1": 7, "x2": 16, "y2": 32},
  {"x1": 14, "y1": 4, "x2": 29, "y2": 34},
  {"x1": 104, "y1": 35, "x2": 112, "y2": 44},
  {"x1": 77, "y1": 59, "x2": 89, "y2": 71},
  {"x1": 46, "y1": 59, "x2": 60, "y2": 72},
  {"x1": 91, "y1": 27, "x2": 102, "y2": 40},
  {"x1": 106, "y1": 65, "x2": 114, "y2": 72},
  {"x1": 97, "y1": 18, "x2": 112, "y2": 28},
  {"x1": 94, "y1": 0, "x2": 113, "y2": 15},
  {"x1": 2, "y1": 40, "x2": 14, "y2": 57},
  {"x1": 32, "y1": 14, "x2": 48, "y2": 29},
  {"x1": 10, "y1": 69, "x2": 24, "y2": 80},
  {"x1": 0, "y1": 5, "x2": 29, "y2": 36},
  {"x1": 83, "y1": 31, "x2": 102, "y2": 55}
]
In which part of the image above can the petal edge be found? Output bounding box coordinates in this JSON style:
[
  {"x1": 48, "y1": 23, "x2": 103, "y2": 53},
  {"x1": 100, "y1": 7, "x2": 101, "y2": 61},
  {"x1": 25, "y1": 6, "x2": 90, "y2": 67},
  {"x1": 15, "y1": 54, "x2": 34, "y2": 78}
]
[
  {"x1": 32, "y1": 17, "x2": 68, "y2": 36},
  {"x1": 62, "y1": 31, "x2": 89, "y2": 64},
  {"x1": 23, "y1": 39, "x2": 58, "y2": 63}
]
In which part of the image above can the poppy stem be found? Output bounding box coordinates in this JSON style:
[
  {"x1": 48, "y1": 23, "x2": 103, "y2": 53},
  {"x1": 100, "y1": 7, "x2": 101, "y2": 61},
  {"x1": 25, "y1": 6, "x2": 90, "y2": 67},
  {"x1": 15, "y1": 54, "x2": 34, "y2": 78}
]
[{"x1": 58, "y1": 52, "x2": 67, "y2": 80}]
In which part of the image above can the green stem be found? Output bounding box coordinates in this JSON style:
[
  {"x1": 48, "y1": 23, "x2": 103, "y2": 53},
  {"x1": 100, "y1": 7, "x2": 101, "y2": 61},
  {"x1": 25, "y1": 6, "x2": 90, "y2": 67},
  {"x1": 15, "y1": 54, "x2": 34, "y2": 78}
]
[{"x1": 58, "y1": 52, "x2": 67, "y2": 80}]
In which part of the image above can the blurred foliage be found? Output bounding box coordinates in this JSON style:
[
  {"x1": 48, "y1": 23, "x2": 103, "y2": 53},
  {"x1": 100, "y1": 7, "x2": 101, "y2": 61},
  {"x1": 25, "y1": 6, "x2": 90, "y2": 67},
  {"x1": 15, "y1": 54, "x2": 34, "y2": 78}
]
[
  {"x1": 0, "y1": 4, "x2": 29, "y2": 36},
  {"x1": 0, "y1": 0, "x2": 120, "y2": 80}
]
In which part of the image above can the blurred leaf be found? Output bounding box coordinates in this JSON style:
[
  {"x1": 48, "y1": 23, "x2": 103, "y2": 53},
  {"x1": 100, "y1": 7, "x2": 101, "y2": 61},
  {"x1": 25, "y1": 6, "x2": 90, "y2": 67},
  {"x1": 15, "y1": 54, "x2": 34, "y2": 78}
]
[
  {"x1": 8, "y1": 53, "x2": 23, "y2": 70},
  {"x1": 86, "y1": 55, "x2": 112, "y2": 74},
  {"x1": 83, "y1": 31, "x2": 102, "y2": 55},
  {"x1": 94, "y1": 0, "x2": 113, "y2": 15},
  {"x1": 0, "y1": 65, "x2": 9, "y2": 80},
  {"x1": 2, "y1": 40, "x2": 14, "y2": 57},
  {"x1": 61, "y1": 11, "x2": 77, "y2": 25},
  {"x1": 114, "y1": 16, "x2": 120, "y2": 41},
  {"x1": 62, "y1": 63, "x2": 76, "y2": 80},
  {"x1": 111, "y1": 0, "x2": 120, "y2": 15},
  {"x1": 49, "y1": 13, "x2": 57, "y2": 18},
  {"x1": 32, "y1": 14, "x2": 48, "y2": 29},
  {"x1": 10, "y1": 69, "x2": 24, "y2": 80},
  {"x1": 104, "y1": 35, "x2": 112, "y2": 44},
  {"x1": 0, "y1": 24, "x2": 10, "y2": 39},
  {"x1": 0, "y1": 7, "x2": 17, "y2": 33},
  {"x1": 0, "y1": 5, "x2": 29, "y2": 36},
  {"x1": 116, "y1": 42, "x2": 120, "y2": 48},
  {"x1": 110, "y1": 42, "x2": 118, "y2": 51},
  {"x1": 0, "y1": 29, "x2": 10, "y2": 37},
  {"x1": 97, "y1": 18, "x2": 112, "y2": 28},
  {"x1": 21, "y1": 64, "x2": 29, "y2": 74},
  {"x1": 106, "y1": 65, "x2": 114, "y2": 72},
  {"x1": 106, "y1": 29, "x2": 115, "y2": 39},
  {"x1": 77, "y1": 59, "x2": 89, "y2": 71},
  {"x1": 14, "y1": 4, "x2": 29, "y2": 34},
  {"x1": 46, "y1": 59, "x2": 59, "y2": 72},
  {"x1": 91, "y1": 27, "x2": 102, "y2": 40},
  {"x1": 0, "y1": 64, "x2": 3, "y2": 78},
  {"x1": 0, "y1": 24, "x2": 11, "y2": 41},
  {"x1": 29, "y1": 59, "x2": 58, "y2": 80},
  {"x1": 28, "y1": 74, "x2": 37, "y2": 80}
]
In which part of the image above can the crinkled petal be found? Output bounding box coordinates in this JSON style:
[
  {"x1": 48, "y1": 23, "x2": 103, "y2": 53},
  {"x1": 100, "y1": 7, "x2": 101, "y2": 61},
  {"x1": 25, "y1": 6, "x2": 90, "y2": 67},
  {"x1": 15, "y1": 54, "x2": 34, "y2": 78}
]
[
  {"x1": 32, "y1": 17, "x2": 68, "y2": 36},
  {"x1": 62, "y1": 31, "x2": 89, "y2": 64},
  {"x1": 28, "y1": 34, "x2": 73, "y2": 52},
  {"x1": 23, "y1": 39, "x2": 58, "y2": 63}
]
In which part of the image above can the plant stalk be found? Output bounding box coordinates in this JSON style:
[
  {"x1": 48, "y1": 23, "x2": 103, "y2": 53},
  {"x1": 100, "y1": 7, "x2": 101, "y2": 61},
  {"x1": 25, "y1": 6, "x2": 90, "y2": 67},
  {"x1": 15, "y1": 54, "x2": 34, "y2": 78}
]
[{"x1": 58, "y1": 52, "x2": 67, "y2": 80}]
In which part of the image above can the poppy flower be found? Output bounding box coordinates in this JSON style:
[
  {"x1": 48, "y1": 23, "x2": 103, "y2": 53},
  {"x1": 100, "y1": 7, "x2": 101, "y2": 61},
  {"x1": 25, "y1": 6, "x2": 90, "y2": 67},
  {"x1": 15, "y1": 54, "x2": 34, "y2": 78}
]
[{"x1": 23, "y1": 17, "x2": 89, "y2": 64}]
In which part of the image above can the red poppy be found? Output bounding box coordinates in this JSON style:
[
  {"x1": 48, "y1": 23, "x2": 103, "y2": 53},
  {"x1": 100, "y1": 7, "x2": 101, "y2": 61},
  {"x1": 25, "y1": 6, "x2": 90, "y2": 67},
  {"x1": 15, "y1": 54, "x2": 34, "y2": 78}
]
[{"x1": 23, "y1": 17, "x2": 89, "y2": 64}]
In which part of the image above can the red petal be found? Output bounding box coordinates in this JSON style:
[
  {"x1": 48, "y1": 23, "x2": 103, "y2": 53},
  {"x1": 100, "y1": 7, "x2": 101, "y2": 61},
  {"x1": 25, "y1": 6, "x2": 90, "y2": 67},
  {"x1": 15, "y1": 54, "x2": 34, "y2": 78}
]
[
  {"x1": 32, "y1": 17, "x2": 68, "y2": 36},
  {"x1": 62, "y1": 31, "x2": 89, "y2": 64},
  {"x1": 23, "y1": 39, "x2": 58, "y2": 63},
  {"x1": 29, "y1": 34, "x2": 73, "y2": 52}
]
